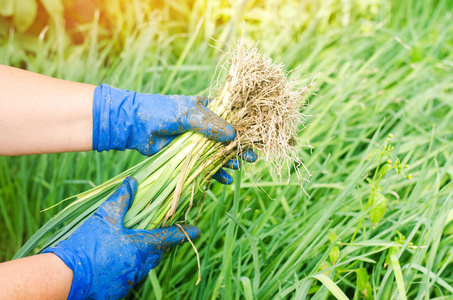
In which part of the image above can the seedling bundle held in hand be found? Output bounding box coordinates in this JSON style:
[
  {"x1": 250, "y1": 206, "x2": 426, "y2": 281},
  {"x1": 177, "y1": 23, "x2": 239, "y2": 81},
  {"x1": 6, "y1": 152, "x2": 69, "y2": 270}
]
[{"x1": 15, "y1": 39, "x2": 310, "y2": 260}]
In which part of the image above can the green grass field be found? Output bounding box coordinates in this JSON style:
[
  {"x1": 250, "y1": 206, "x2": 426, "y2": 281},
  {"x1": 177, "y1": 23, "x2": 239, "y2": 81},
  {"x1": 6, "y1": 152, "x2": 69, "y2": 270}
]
[{"x1": 1, "y1": 0, "x2": 453, "y2": 299}]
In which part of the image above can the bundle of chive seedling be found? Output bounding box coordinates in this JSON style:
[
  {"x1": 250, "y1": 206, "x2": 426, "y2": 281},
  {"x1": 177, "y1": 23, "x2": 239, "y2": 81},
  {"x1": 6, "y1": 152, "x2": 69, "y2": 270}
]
[{"x1": 15, "y1": 39, "x2": 310, "y2": 259}]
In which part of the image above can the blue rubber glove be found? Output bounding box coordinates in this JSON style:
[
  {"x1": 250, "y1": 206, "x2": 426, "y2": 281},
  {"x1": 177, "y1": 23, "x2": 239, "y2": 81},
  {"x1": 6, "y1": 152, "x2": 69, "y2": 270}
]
[
  {"x1": 92, "y1": 84, "x2": 257, "y2": 184},
  {"x1": 212, "y1": 149, "x2": 257, "y2": 184},
  {"x1": 43, "y1": 177, "x2": 200, "y2": 300},
  {"x1": 92, "y1": 84, "x2": 235, "y2": 155}
]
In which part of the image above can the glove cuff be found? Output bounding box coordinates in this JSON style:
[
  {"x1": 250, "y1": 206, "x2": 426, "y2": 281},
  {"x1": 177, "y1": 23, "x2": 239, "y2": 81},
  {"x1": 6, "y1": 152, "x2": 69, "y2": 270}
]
[
  {"x1": 92, "y1": 84, "x2": 103, "y2": 151},
  {"x1": 42, "y1": 246, "x2": 93, "y2": 300},
  {"x1": 92, "y1": 84, "x2": 137, "y2": 152}
]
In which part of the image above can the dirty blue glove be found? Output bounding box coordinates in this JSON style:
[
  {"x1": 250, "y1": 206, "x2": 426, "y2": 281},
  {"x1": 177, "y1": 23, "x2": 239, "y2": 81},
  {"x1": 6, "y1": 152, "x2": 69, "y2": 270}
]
[
  {"x1": 92, "y1": 84, "x2": 257, "y2": 184},
  {"x1": 42, "y1": 177, "x2": 200, "y2": 300},
  {"x1": 212, "y1": 149, "x2": 257, "y2": 184},
  {"x1": 92, "y1": 84, "x2": 235, "y2": 155}
]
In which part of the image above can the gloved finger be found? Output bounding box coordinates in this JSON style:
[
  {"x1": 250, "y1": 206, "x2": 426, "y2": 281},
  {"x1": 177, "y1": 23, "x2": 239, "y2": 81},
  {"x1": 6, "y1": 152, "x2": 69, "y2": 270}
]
[
  {"x1": 187, "y1": 96, "x2": 213, "y2": 107},
  {"x1": 198, "y1": 96, "x2": 210, "y2": 107},
  {"x1": 224, "y1": 150, "x2": 257, "y2": 169},
  {"x1": 96, "y1": 177, "x2": 138, "y2": 225},
  {"x1": 184, "y1": 104, "x2": 236, "y2": 143},
  {"x1": 139, "y1": 225, "x2": 201, "y2": 251},
  {"x1": 241, "y1": 149, "x2": 258, "y2": 163},
  {"x1": 143, "y1": 135, "x2": 177, "y2": 156},
  {"x1": 212, "y1": 168, "x2": 233, "y2": 185},
  {"x1": 224, "y1": 158, "x2": 240, "y2": 169}
]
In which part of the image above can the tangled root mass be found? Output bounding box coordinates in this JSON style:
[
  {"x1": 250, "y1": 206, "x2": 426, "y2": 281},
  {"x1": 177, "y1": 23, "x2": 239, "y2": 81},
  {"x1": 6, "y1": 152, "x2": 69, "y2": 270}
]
[{"x1": 210, "y1": 39, "x2": 313, "y2": 182}]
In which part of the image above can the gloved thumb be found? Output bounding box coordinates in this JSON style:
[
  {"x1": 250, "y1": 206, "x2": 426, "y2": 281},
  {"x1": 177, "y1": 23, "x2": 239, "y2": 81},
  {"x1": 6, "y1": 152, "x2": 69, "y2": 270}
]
[
  {"x1": 96, "y1": 176, "x2": 138, "y2": 225},
  {"x1": 142, "y1": 224, "x2": 201, "y2": 251},
  {"x1": 185, "y1": 103, "x2": 236, "y2": 143}
]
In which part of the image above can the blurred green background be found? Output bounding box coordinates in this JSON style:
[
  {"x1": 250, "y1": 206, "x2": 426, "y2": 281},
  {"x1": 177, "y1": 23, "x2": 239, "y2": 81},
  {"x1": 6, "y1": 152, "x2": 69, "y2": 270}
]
[{"x1": 1, "y1": 0, "x2": 453, "y2": 299}]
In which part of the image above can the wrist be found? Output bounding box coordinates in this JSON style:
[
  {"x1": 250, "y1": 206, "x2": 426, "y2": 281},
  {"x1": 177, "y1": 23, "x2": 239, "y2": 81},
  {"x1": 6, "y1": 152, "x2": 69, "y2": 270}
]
[
  {"x1": 0, "y1": 253, "x2": 74, "y2": 300},
  {"x1": 43, "y1": 253, "x2": 74, "y2": 298},
  {"x1": 43, "y1": 245, "x2": 92, "y2": 299},
  {"x1": 92, "y1": 84, "x2": 103, "y2": 151},
  {"x1": 92, "y1": 84, "x2": 136, "y2": 152}
]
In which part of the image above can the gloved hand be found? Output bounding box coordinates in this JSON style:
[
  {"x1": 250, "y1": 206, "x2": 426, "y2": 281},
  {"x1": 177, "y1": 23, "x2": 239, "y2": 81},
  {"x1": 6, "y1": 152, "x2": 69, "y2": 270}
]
[
  {"x1": 92, "y1": 84, "x2": 234, "y2": 155},
  {"x1": 43, "y1": 177, "x2": 200, "y2": 300},
  {"x1": 92, "y1": 84, "x2": 257, "y2": 184}
]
